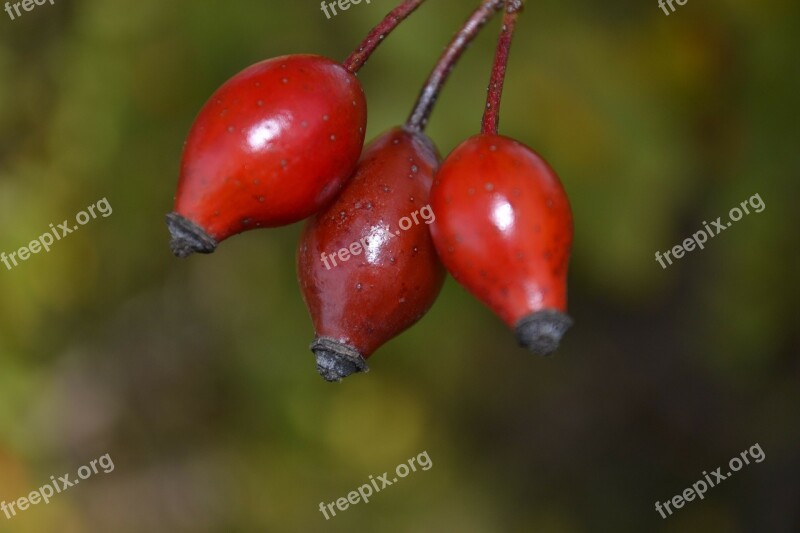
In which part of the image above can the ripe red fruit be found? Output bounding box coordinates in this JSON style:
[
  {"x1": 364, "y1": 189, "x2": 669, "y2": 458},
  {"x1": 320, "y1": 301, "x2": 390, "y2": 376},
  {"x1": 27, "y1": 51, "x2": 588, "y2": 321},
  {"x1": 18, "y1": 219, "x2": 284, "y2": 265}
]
[
  {"x1": 430, "y1": 134, "x2": 573, "y2": 355},
  {"x1": 167, "y1": 54, "x2": 367, "y2": 257},
  {"x1": 297, "y1": 127, "x2": 445, "y2": 381}
]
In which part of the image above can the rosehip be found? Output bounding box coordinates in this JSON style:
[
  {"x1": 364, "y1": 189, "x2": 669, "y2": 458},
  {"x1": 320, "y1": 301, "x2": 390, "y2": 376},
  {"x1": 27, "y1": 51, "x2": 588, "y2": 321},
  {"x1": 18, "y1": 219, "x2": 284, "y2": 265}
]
[
  {"x1": 297, "y1": 127, "x2": 445, "y2": 381},
  {"x1": 430, "y1": 134, "x2": 573, "y2": 356},
  {"x1": 167, "y1": 54, "x2": 367, "y2": 257}
]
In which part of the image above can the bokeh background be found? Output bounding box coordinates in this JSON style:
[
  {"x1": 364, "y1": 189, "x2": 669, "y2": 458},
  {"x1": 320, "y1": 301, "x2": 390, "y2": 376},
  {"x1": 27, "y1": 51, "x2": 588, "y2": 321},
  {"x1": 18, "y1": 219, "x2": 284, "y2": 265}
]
[{"x1": 1, "y1": 0, "x2": 798, "y2": 531}]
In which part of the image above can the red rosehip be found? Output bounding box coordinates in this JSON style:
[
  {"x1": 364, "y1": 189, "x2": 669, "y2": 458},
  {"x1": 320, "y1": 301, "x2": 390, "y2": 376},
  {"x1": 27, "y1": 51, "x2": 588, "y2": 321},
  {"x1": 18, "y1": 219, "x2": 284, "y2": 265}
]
[
  {"x1": 297, "y1": 127, "x2": 445, "y2": 381},
  {"x1": 167, "y1": 54, "x2": 367, "y2": 257},
  {"x1": 430, "y1": 134, "x2": 573, "y2": 356}
]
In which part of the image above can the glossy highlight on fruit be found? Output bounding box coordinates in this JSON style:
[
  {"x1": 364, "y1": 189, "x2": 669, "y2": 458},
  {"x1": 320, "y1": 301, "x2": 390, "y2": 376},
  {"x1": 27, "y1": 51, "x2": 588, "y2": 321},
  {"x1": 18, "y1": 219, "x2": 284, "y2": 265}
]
[
  {"x1": 167, "y1": 54, "x2": 367, "y2": 257},
  {"x1": 297, "y1": 127, "x2": 445, "y2": 381},
  {"x1": 430, "y1": 133, "x2": 573, "y2": 356}
]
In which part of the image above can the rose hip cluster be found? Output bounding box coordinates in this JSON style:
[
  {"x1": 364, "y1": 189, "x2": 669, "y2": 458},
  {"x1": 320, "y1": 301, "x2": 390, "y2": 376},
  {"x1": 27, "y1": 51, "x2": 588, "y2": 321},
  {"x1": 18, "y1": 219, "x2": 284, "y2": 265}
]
[{"x1": 166, "y1": 0, "x2": 573, "y2": 382}]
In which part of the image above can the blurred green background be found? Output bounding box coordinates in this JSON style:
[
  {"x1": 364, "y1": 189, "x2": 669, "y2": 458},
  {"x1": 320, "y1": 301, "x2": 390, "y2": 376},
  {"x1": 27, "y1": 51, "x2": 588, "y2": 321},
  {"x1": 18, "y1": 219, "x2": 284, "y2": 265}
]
[{"x1": 1, "y1": 0, "x2": 798, "y2": 531}]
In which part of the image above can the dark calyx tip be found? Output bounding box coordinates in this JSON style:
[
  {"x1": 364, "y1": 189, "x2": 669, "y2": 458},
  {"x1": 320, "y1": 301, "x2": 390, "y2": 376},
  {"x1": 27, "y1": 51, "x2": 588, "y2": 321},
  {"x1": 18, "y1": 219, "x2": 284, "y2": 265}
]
[
  {"x1": 515, "y1": 309, "x2": 573, "y2": 357},
  {"x1": 311, "y1": 337, "x2": 369, "y2": 383},
  {"x1": 165, "y1": 212, "x2": 217, "y2": 258}
]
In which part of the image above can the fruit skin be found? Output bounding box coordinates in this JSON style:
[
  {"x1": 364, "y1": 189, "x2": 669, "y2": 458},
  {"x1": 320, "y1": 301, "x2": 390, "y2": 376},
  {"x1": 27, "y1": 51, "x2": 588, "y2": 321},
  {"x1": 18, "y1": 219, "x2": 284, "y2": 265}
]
[
  {"x1": 167, "y1": 54, "x2": 367, "y2": 257},
  {"x1": 297, "y1": 127, "x2": 445, "y2": 381},
  {"x1": 430, "y1": 134, "x2": 573, "y2": 356}
]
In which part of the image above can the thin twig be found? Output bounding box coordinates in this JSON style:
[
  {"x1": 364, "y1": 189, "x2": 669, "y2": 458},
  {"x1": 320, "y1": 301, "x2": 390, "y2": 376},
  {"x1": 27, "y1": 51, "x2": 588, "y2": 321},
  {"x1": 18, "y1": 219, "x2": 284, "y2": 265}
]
[
  {"x1": 406, "y1": 0, "x2": 505, "y2": 132},
  {"x1": 481, "y1": 0, "x2": 523, "y2": 135},
  {"x1": 343, "y1": 0, "x2": 427, "y2": 73}
]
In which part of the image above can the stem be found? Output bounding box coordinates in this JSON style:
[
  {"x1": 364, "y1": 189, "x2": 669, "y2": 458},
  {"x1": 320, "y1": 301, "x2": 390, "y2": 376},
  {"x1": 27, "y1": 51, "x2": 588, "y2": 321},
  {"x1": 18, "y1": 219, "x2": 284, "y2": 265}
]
[
  {"x1": 343, "y1": 0, "x2": 427, "y2": 73},
  {"x1": 481, "y1": 0, "x2": 523, "y2": 135},
  {"x1": 406, "y1": 0, "x2": 504, "y2": 132}
]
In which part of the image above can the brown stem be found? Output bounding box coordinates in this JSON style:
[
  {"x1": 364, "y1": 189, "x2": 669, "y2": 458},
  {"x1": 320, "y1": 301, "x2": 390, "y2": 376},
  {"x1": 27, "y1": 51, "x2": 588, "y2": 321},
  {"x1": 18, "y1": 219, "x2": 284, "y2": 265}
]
[
  {"x1": 481, "y1": 0, "x2": 523, "y2": 135},
  {"x1": 406, "y1": 0, "x2": 504, "y2": 132},
  {"x1": 343, "y1": 0, "x2": 427, "y2": 73}
]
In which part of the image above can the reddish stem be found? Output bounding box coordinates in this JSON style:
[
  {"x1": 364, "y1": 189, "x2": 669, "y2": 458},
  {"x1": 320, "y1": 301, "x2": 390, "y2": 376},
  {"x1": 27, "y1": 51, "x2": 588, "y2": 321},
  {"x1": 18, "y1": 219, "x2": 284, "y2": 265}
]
[
  {"x1": 481, "y1": 0, "x2": 523, "y2": 135},
  {"x1": 343, "y1": 0, "x2": 427, "y2": 73},
  {"x1": 406, "y1": 0, "x2": 504, "y2": 132}
]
